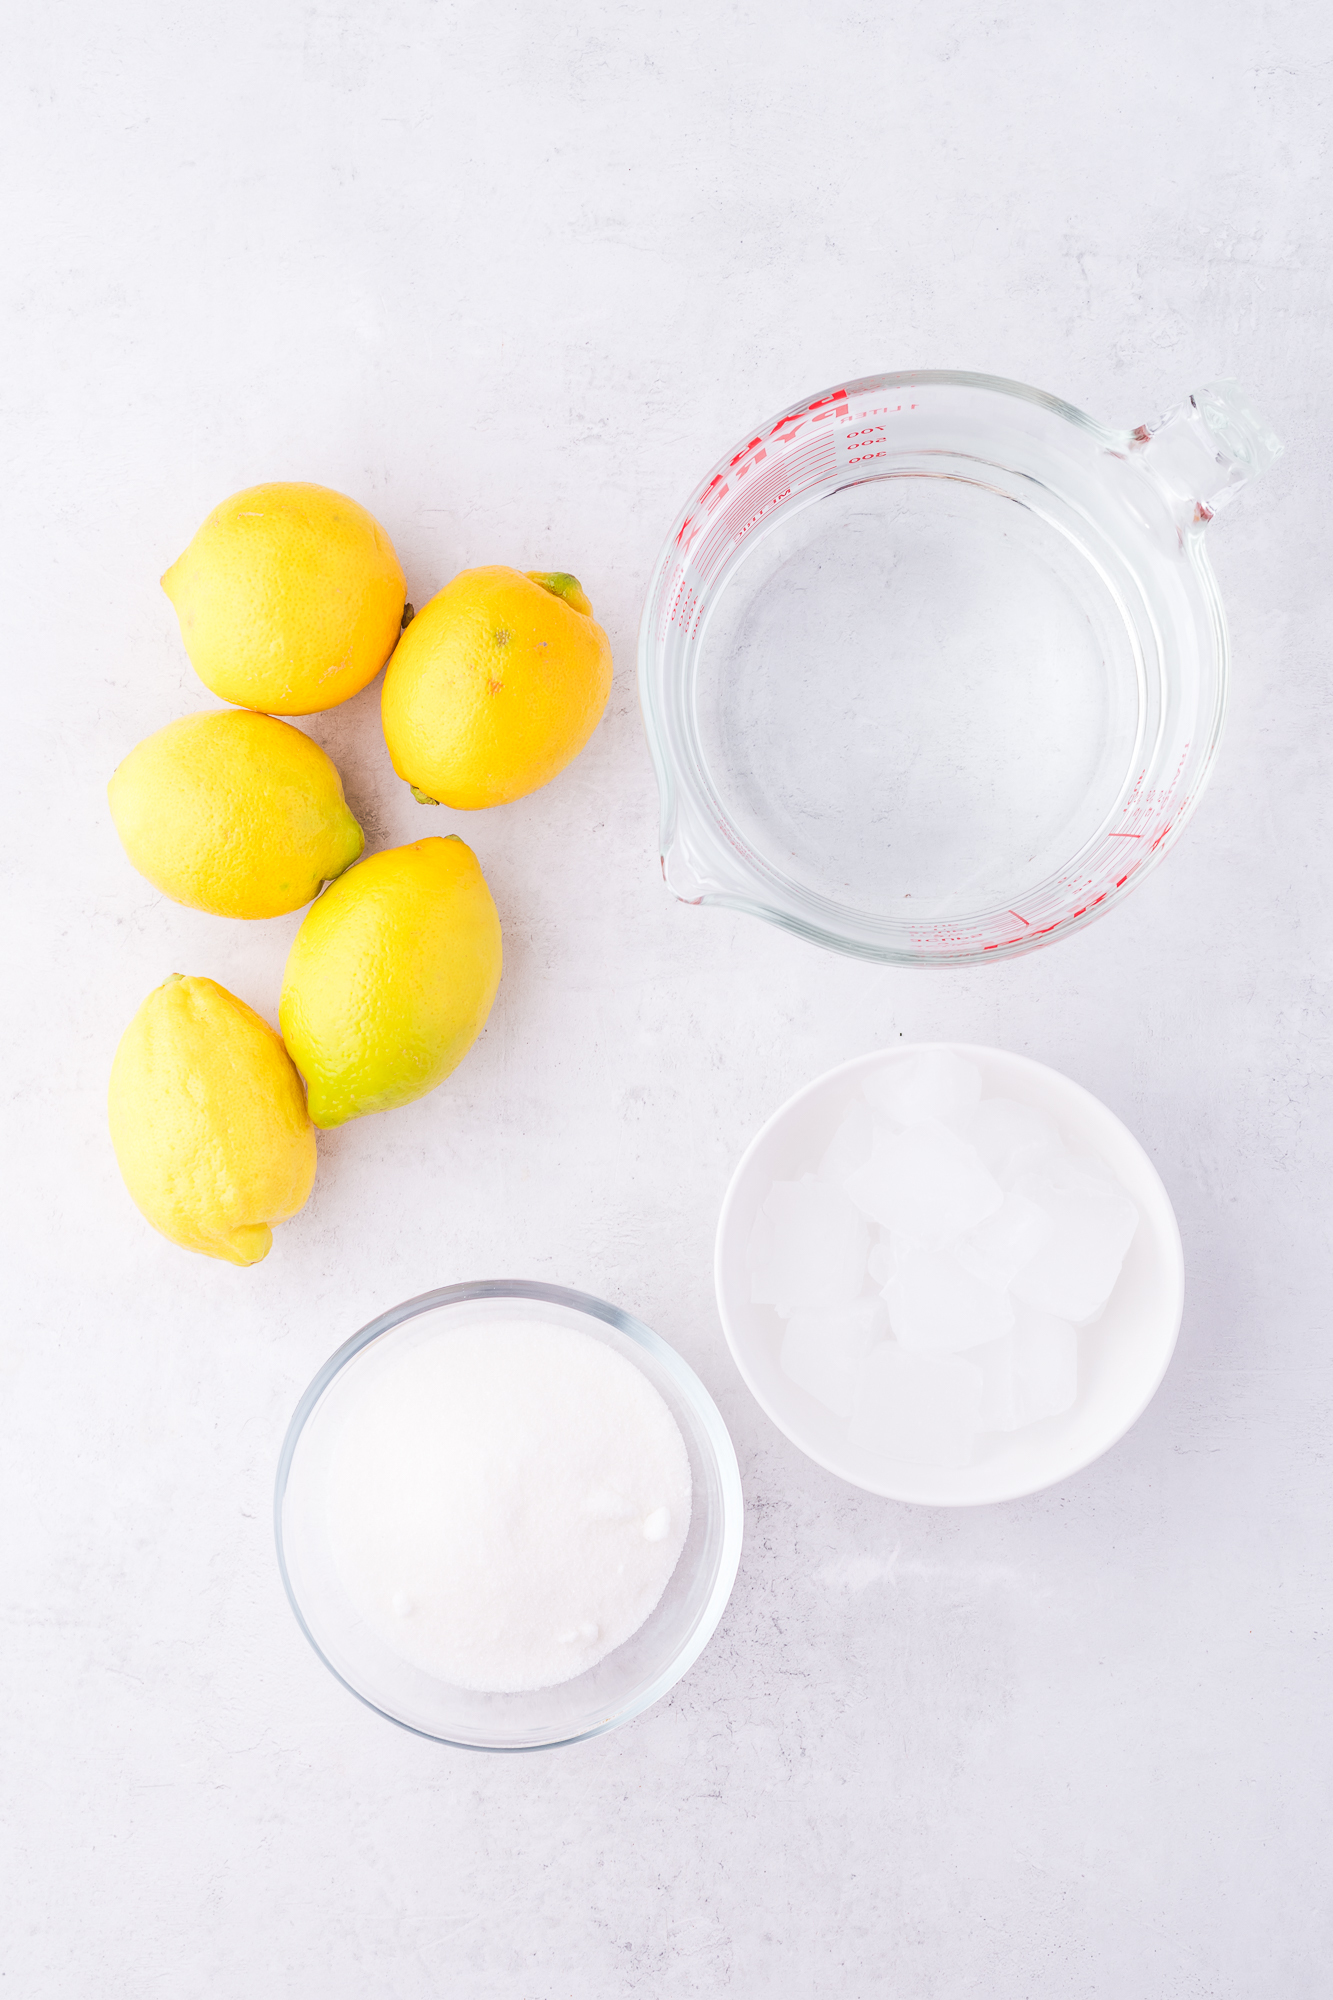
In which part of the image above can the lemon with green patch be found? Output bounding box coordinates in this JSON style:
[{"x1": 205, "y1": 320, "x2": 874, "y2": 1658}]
[
  {"x1": 380, "y1": 567, "x2": 612, "y2": 809},
  {"x1": 280, "y1": 835, "x2": 502, "y2": 1128},
  {"x1": 108, "y1": 709, "x2": 364, "y2": 918}
]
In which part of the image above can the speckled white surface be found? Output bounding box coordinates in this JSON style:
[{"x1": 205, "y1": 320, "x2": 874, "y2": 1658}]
[{"x1": 4, "y1": 3, "x2": 1332, "y2": 1993}]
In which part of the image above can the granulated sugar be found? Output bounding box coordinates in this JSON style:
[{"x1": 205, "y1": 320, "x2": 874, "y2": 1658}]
[{"x1": 324, "y1": 1319, "x2": 691, "y2": 1693}]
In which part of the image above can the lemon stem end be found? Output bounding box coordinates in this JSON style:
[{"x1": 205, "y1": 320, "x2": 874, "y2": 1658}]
[{"x1": 527, "y1": 571, "x2": 593, "y2": 617}]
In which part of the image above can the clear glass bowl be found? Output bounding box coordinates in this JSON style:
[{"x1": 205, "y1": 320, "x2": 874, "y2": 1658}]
[
  {"x1": 639, "y1": 371, "x2": 1280, "y2": 965},
  {"x1": 275, "y1": 1282, "x2": 743, "y2": 1751}
]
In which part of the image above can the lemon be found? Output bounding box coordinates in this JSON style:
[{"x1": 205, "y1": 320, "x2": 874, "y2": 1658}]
[
  {"x1": 380, "y1": 567, "x2": 612, "y2": 809},
  {"x1": 108, "y1": 710, "x2": 364, "y2": 919},
  {"x1": 162, "y1": 482, "x2": 406, "y2": 715},
  {"x1": 279, "y1": 836, "x2": 502, "y2": 1128},
  {"x1": 109, "y1": 975, "x2": 316, "y2": 1265}
]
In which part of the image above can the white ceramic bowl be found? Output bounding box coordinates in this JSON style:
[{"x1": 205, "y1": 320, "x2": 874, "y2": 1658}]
[{"x1": 714, "y1": 1045, "x2": 1184, "y2": 1505}]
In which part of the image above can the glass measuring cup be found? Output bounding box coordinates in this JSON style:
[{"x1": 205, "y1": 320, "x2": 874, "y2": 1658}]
[{"x1": 638, "y1": 372, "x2": 1280, "y2": 965}]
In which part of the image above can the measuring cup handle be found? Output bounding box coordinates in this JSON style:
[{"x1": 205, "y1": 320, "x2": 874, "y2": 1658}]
[{"x1": 1131, "y1": 380, "x2": 1283, "y2": 523}]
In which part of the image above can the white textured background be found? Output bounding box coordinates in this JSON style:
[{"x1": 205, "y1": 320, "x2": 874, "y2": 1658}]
[{"x1": 4, "y1": 3, "x2": 1331, "y2": 1993}]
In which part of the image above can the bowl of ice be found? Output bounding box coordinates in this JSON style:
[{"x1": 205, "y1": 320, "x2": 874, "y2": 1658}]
[{"x1": 715, "y1": 1045, "x2": 1183, "y2": 1504}]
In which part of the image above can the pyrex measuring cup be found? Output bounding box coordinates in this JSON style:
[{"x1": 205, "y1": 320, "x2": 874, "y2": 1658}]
[{"x1": 638, "y1": 371, "x2": 1280, "y2": 965}]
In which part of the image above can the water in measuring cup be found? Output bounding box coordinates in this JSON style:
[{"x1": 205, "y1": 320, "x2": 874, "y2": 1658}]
[{"x1": 693, "y1": 475, "x2": 1143, "y2": 916}]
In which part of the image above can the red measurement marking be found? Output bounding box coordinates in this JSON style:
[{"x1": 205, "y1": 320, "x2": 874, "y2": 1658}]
[
  {"x1": 730, "y1": 489, "x2": 790, "y2": 539},
  {"x1": 675, "y1": 393, "x2": 857, "y2": 550},
  {"x1": 1107, "y1": 830, "x2": 1142, "y2": 837},
  {"x1": 690, "y1": 439, "x2": 835, "y2": 585},
  {"x1": 1007, "y1": 911, "x2": 1030, "y2": 926}
]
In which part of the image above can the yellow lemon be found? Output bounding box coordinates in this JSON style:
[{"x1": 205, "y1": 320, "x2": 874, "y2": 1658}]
[
  {"x1": 279, "y1": 836, "x2": 502, "y2": 1128},
  {"x1": 108, "y1": 710, "x2": 364, "y2": 919},
  {"x1": 162, "y1": 482, "x2": 406, "y2": 714},
  {"x1": 380, "y1": 567, "x2": 613, "y2": 809},
  {"x1": 109, "y1": 975, "x2": 316, "y2": 1265}
]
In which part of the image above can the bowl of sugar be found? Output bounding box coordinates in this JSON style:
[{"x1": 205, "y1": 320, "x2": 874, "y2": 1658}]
[
  {"x1": 275, "y1": 1283, "x2": 743, "y2": 1749},
  {"x1": 715, "y1": 1046, "x2": 1183, "y2": 1505}
]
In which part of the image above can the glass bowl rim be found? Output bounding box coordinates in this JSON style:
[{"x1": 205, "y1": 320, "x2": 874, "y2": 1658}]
[{"x1": 274, "y1": 1279, "x2": 745, "y2": 1752}]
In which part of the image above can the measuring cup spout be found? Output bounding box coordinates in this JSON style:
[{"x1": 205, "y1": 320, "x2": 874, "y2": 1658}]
[{"x1": 1131, "y1": 380, "x2": 1282, "y2": 524}]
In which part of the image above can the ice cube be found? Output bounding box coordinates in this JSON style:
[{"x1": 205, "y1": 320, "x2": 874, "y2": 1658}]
[
  {"x1": 954, "y1": 1189, "x2": 1050, "y2": 1289},
  {"x1": 1012, "y1": 1309, "x2": 1079, "y2": 1421},
  {"x1": 866, "y1": 1236, "x2": 897, "y2": 1286},
  {"x1": 845, "y1": 1120, "x2": 1002, "y2": 1246},
  {"x1": 965, "y1": 1097, "x2": 1064, "y2": 1186},
  {"x1": 971, "y1": 1335, "x2": 1020, "y2": 1430},
  {"x1": 863, "y1": 1049, "x2": 982, "y2": 1130},
  {"x1": 1062, "y1": 1150, "x2": 1119, "y2": 1187},
  {"x1": 846, "y1": 1344, "x2": 983, "y2": 1468},
  {"x1": 817, "y1": 1098, "x2": 875, "y2": 1186},
  {"x1": 747, "y1": 1173, "x2": 870, "y2": 1316},
  {"x1": 780, "y1": 1295, "x2": 888, "y2": 1418},
  {"x1": 975, "y1": 1311, "x2": 1080, "y2": 1428},
  {"x1": 1011, "y1": 1156, "x2": 1138, "y2": 1322},
  {"x1": 885, "y1": 1244, "x2": 1014, "y2": 1353}
]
